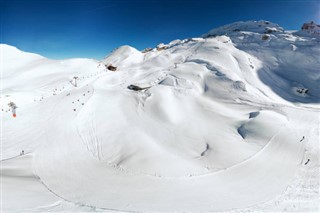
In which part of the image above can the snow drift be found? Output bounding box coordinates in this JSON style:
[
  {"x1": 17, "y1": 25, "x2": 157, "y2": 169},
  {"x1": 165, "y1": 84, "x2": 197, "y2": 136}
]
[{"x1": 1, "y1": 20, "x2": 319, "y2": 212}]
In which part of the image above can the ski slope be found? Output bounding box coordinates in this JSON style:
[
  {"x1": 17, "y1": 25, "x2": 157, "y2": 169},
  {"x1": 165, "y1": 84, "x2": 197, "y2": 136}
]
[{"x1": 1, "y1": 20, "x2": 319, "y2": 212}]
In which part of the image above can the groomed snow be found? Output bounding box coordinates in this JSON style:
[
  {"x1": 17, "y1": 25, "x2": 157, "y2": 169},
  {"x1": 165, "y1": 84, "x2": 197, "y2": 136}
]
[{"x1": 1, "y1": 20, "x2": 319, "y2": 212}]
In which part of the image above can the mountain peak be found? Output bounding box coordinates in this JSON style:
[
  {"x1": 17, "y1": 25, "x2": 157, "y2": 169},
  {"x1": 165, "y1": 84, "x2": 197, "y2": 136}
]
[
  {"x1": 203, "y1": 20, "x2": 284, "y2": 37},
  {"x1": 298, "y1": 21, "x2": 320, "y2": 36},
  {"x1": 102, "y1": 45, "x2": 143, "y2": 67}
]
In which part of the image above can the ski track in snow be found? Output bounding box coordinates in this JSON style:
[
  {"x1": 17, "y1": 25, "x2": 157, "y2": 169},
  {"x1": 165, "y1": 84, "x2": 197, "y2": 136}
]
[{"x1": 29, "y1": 70, "x2": 317, "y2": 211}]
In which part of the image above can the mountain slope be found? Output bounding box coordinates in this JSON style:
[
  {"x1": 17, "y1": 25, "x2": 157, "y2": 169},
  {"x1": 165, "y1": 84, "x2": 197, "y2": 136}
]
[
  {"x1": 1, "y1": 21, "x2": 319, "y2": 212},
  {"x1": 203, "y1": 20, "x2": 320, "y2": 103}
]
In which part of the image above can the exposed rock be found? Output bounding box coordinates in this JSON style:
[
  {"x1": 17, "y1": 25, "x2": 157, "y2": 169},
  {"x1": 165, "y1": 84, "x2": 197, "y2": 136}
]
[
  {"x1": 296, "y1": 87, "x2": 309, "y2": 94},
  {"x1": 264, "y1": 27, "x2": 282, "y2": 34},
  {"x1": 127, "y1": 84, "x2": 150, "y2": 91},
  {"x1": 142, "y1": 48, "x2": 152, "y2": 53},
  {"x1": 156, "y1": 43, "x2": 169, "y2": 51},
  {"x1": 106, "y1": 64, "x2": 117, "y2": 71},
  {"x1": 262, "y1": 34, "x2": 269, "y2": 40},
  {"x1": 299, "y1": 21, "x2": 320, "y2": 36}
]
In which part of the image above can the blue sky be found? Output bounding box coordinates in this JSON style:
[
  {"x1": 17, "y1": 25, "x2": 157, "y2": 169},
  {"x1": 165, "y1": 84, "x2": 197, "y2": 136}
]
[{"x1": 1, "y1": 0, "x2": 319, "y2": 59}]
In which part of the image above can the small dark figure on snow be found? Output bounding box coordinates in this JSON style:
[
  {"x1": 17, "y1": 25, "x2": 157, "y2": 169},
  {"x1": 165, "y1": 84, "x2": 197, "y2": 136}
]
[
  {"x1": 304, "y1": 159, "x2": 310, "y2": 165},
  {"x1": 20, "y1": 150, "x2": 24, "y2": 155},
  {"x1": 300, "y1": 136, "x2": 305, "y2": 142}
]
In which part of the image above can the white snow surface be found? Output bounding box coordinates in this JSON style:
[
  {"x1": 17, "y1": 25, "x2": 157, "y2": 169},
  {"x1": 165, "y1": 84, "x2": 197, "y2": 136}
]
[{"x1": 1, "y1": 20, "x2": 319, "y2": 212}]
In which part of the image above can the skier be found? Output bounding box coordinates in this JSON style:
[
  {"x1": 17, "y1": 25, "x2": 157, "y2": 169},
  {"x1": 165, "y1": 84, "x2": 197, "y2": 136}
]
[
  {"x1": 20, "y1": 150, "x2": 24, "y2": 155},
  {"x1": 8, "y1": 102, "x2": 17, "y2": 118}
]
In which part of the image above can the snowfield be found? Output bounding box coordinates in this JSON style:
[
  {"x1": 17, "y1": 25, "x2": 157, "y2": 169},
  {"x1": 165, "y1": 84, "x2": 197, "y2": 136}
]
[{"x1": 1, "y1": 20, "x2": 319, "y2": 212}]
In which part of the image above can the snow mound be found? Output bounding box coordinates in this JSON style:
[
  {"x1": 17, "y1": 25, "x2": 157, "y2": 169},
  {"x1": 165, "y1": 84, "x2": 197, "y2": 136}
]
[
  {"x1": 203, "y1": 20, "x2": 284, "y2": 37},
  {"x1": 102, "y1": 45, "x2": 144, "y2": 68}
]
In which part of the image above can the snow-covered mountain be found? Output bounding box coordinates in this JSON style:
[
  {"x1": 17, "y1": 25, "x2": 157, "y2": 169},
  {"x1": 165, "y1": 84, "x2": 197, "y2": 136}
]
[{"x1": 1, "y1": 20, "x2": 319, "y2": 212}]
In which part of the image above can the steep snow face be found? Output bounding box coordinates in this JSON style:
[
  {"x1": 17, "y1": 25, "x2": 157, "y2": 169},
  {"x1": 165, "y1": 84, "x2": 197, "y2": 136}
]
[{"x1": 1, "y1": 21, "x2": 319, "y2": 212}]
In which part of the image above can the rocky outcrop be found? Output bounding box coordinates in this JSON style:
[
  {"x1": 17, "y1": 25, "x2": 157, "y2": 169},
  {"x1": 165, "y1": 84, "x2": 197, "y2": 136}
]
[{"x1": 106, "y1": 64, "x2": 117, "y2": 71}]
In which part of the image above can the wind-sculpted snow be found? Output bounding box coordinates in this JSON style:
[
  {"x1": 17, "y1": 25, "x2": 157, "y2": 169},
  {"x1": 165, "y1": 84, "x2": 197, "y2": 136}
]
[{"x1": 1, "y1": 20, "x2": 319, "y2": 212}]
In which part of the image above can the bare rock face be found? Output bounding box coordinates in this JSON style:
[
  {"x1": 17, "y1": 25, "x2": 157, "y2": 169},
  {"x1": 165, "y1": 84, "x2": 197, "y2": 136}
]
[{"x1": 300, "y1": 21, "x2": 320, "y2": 36}]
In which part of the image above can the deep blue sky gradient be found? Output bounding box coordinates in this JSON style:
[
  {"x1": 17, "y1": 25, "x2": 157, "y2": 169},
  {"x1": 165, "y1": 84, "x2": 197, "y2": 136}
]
[{"x1": 1, "y1": 0, "x2": 319, "y2": 59}]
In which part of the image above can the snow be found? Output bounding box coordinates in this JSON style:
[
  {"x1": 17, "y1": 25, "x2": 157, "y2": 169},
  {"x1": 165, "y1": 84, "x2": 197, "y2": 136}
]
[
  {"x1": 1, "y1": 20, "x2": 319, "y2": 212},
  {"x1": 203, "y1": 20, "x2": 284, "y2": 37},
  {"x1": 102, "y1": 45, "x2": 144, "y2": 68}
]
